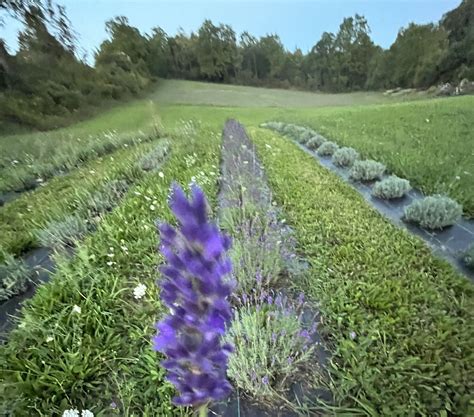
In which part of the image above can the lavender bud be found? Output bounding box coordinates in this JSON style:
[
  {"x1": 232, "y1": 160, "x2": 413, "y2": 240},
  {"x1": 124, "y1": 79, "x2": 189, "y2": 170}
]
[{"x1": 152, "y1": 183, "x2": 234, "y2": 407}]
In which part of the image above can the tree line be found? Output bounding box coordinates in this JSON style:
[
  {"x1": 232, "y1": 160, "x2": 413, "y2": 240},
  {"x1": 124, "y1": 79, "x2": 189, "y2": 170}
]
[{"x1": 1, "y1": 0, "x2": 473, "y2": 130}]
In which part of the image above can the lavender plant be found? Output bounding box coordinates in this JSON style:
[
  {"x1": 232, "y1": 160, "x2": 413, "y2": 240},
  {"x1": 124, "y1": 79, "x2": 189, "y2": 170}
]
[
  {"x1": 349, "y1": 159, "x2": 386, "y2": 181},
  {"x1": 317, "y1": 141, "x2": 339, "y2": 156},
  {"x1": 463, "y1": 244, "x2": 474, "y2": 270},
  {"x1": 372, "y1": 175, "x2": 411, "y2": 199},
  {"x1": 306, "y1": 135, "x2": 326, "y2": 150},
  {"x1": 153, "y1": 184, "x2": 234, "y2": 413},
  {"x1": 332, "y1": 147, "x2": 359, "y2": 167},
  {"x1": 0, "y1": 252, "x2": 31, "y2": 301},
  {"x1": 224, "y1": 291, "x2": 316, "y2": 403},
  {"x1": 403, "y1": 195, "x2": 462, "y2": 229}
]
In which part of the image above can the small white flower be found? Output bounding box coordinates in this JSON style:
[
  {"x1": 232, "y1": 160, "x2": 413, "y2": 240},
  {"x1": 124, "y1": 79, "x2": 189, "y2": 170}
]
[
  {"x1": 82, "y1": 411, "x2": 94, "y2": 417},
  {"x1": 265, "y1": 144, "x2": 272, "y2": 149},
  {"x1": 455, "y1": 176, "x2": 460, "y2": 180},
  {"x1": 89, "y1": 170, "x2": 95, "y2": 174},
  {"x1": 150, "y1": 204, "x2": 156, "y2": 211},
  {"x1": 107, "y1": 253, "x2": 114, "y2": 258},
  {"x1": 72, "y1": 305, "x2": 81, "y2": 314},
  {"x1": 62, "y1": 410, "x2": 80, "y2": 417},
  {"x1": 425, "y1": 118, "x2": 430, "y2": 123},
  {"x1": 46, "y1": 336, "x2": 54, "y2": 343},
  {"x1": 121, "y1": 246, "x2": 128, "y2": 252},
  {"x1": 158, "y1": 171, "x2": 164, "y2": 178},
  {"x1": 12, "y1": 159, "x2": 19, "y2": 164},
  {"x1": 134, "y1": 191, "x2": 141, "y2": 196},
  {"x1": 349, "y1": 331, "x2": 357, "y2": 340},
  {"x1": 133, "y1": 284, "x2": 147, "y2": 300}
]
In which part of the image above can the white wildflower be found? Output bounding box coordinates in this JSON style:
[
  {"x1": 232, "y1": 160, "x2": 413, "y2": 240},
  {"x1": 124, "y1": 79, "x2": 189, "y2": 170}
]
[
  {"x1": 46, "y1": 336, "x2": 54, "y2": 343},
  {"x1": 62, "y1": 410, "x2": 80, "y2": 417},
  {"x1": 265, "y1": 144, "x2": 271, "y2": 149},
  {"x1": 89, "y1": 170, "x2": 95, "y2": 174},
  {"x1": 158, "y1": 171, "x2": 164, "y2": 178},
  {"x1": 107, "y1": 253, "x2": 114, "y2": 258},
  {"x1": 455, "y1": 176, "x2": 460, "y2": 180},
  {"x1": 72, "y1": 305, "x2": 81, "y2": 314},
  {"x1": 81, "y1": 410, "x2": 94, "y2": 417},
  {"x1": 106, "y1": 261, "x2": 114, "y2": 266},
  {"x1": 349, "y1": 331, "x2": 357, "y2": 340},
  {"x1": 133, "y1": 284, "x2": 147, "y2": 300},
  {"x1": 150, "y1": 204, "x2": 156, "y2": 211}
]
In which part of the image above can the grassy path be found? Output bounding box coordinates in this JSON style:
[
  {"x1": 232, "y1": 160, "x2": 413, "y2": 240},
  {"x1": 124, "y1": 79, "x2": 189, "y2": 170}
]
[{"x1": 249, "y1": 127, "x2": 474, "y2": 416}]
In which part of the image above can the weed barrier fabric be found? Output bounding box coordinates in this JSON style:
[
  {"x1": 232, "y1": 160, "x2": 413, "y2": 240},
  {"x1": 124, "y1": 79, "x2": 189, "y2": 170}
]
[
  {"x1": 0, "y1": 247, "x2": 57, "y2": 341},
  {"x1": 212, "y1": 120, "x2": 331, "y2": 416},
  {"x1": 292, "y1": 140, "x2": 474, "y2": 281}
]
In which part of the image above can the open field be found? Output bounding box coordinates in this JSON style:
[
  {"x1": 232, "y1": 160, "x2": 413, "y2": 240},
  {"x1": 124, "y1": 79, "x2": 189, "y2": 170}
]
[
  {"x1": 1, "y1": 81, "x2": 473, "y2": 416},
  {"x1": 152, "y1": 79, "x2": 403, "y2": 108}
]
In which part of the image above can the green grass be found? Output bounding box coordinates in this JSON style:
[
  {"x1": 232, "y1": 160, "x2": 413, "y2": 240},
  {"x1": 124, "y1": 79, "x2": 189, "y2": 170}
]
[
  {"x1": 0, "y1": 100, "x2": 161, "y2": 194},
  {"x1": 276, "y1": 96, "x2": 474, "y2": 217},
  {"x1": 0, "y1": 140, "x2": 158, "y2": 257},
  {"x1": 152, "y1": 79, "x2": 399, "y2": 108},
  {"x1": 0, "y1": 123, "x2": 221, "y2": 416},
  {"x1": 250, "y1": 127, "x2": 474, "y2": 416}
]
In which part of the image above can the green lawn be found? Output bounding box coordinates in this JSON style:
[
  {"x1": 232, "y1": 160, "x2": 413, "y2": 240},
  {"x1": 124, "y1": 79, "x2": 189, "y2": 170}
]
[
  {"x1": 152, "y1": 79, "x2": 399, "y2": 108},
  {"x1": 276, "y1": 96, "x2": 474, "y2": 217}
]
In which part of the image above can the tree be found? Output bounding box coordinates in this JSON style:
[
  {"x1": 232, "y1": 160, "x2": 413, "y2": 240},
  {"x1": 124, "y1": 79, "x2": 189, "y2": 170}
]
[
  {"x1": 439, "y1": 0, "x2": 474, "y2": 81},
  {"x1": 195, "y1": 20, "x2": 238, "y2": 81}
]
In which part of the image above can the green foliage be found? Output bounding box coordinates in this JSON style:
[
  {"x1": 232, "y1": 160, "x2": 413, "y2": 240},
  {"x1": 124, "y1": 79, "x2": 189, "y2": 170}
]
[
  {"x1": 349, "y1": 159, "x2": 386, "y2": 181},
  {"x1": 0, "y1": 140, "x2": 158, "y2": 257},
  {"x1": 138, "y1": 140, "x2": 170, "y2": 171},
  {"x1": 251, "y1": 127, "x2": 474, "y2": 416},
  {"x1": 224, "y1": 297, "x2": 315, "y2": 403},
  {"x1": 403, "y1": 195, "x2": 463, "y2": 229},
  {"x1": 317, "y1": 141, "x2": 339, "y2": 156},
  {"x1": 283, "y1": 96, "x2": 474, "y2": 217},
  {"x1": 306, "y1": 135, "x2": 326, "y2": 150},
  {"x1": 36, "y1": 215, "x2": 91, "y2": 251},
  {"x1": 87, "y1": 179, "x2": 130, "y2": 217},
  {"x1": 372, "y1": 175, "x2": 411, "y2": 199},
  {"x1": 0, "y1": 252, "x2": 31, "y2": 301},
  {"x1": 0, "y1": 128, "x2": 157, "y2": 194},
  {"x1": 0, "y1": 123, "x2": 220, "y2": 415},
  {"x1": 221, "y1": 206, "x2": 283, "y2": 294},
  {"x1": 332, "y1": 146, "x2": 359, "y2": 167},
  {"x1": 463, "y1": 244, "x2": 474, "y2": 270}
]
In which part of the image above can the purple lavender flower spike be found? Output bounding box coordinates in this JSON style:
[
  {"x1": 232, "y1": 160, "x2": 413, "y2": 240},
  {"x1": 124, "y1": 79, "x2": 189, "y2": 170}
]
[{"x1": 153, "y1": 183, "x2": 234, "y2": 407}]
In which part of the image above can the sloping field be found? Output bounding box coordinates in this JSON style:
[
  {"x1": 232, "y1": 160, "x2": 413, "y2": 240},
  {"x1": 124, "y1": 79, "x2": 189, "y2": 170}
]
[{"x1": 0, "y1": 81, "x2": 473, "y2": 416}]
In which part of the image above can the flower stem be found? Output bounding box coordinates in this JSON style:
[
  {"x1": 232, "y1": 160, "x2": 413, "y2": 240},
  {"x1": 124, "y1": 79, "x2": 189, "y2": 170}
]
[{"x1": 198, "y1": 405, "x2": 208, "y2": 417}]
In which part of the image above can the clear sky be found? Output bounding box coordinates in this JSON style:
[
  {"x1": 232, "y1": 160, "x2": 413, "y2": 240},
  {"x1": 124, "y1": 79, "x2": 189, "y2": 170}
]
[{"x1": 1, "y1": 0, "x2": 462, "y2": 62}]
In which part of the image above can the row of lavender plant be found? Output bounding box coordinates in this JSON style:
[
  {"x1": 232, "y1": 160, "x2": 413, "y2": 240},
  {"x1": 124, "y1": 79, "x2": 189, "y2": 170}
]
[
  {"x1": 151, "y1": 121, "x2": 322, "y2": 416},
  {"x1": 216, "y1": 120, "x2": 318, "y2": 407}
]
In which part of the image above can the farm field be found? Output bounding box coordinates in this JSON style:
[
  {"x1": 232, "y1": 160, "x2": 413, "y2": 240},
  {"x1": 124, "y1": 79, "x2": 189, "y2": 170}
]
[{"x1": 1, "y1": 80, "x2": 473, "y2": 416}]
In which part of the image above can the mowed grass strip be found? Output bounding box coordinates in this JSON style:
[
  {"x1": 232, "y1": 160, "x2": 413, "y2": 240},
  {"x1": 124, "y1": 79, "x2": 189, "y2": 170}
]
[
  {"x1": 282, "y1": 96, "x2": 474, "y2": 217},
  {"x1": 0, "y1": 140, "x2": 158, "y2": 257},
  {"x1": 0, "y1": 125, "x2": 221, "y2": 416},
  {"x1": 250, "y1": 127, "x2": 474, "y2": 416}
]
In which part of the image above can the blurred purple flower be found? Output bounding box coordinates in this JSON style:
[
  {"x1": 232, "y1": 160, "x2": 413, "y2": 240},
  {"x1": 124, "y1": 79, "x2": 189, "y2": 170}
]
[
  {"x1": 153, "y1": 183, "x2": 234, "y2": 407},
  {"x1": 262, "y1": 375, "x2": 269, "y2": 385}
]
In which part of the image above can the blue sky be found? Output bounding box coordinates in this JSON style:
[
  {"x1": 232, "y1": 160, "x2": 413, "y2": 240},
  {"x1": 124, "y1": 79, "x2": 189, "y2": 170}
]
[{"x1": 1, "y1": 0, "x2": 461, "y2": 62}]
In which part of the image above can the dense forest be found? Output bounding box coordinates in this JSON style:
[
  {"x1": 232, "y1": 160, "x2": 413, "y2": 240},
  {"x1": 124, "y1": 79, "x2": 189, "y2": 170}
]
[{"x1": 1, "y1": 0, "x2": 473, "y2": 130}]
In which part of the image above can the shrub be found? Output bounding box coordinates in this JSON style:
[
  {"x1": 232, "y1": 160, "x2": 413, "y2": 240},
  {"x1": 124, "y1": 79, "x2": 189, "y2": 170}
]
[
  {"x1": 317, "y1": 141, "x2": 339, "y2": 156},
  {"x1": 224, "y1": 292, "x2": 315, "y2": 403},
  {"x1": 0, "y1": 253, "x2": 31, "y2": 301},
  {"x1": 138, "y1": 141, "x2": 170, "y2": 171},
  {"x1": 403, "y1": 195, "x2": 463, "y2": 229},
  {"x1": 332, "y1": 147, "x2": 359, "y2": 167},
  {"x1": 463, "y1": 244, "x2": 474, "y2": 270},
  {"x1": 299, "y1": 129, "x2": 315, "y2": 143},
  {"x1": 372, "y1": 175, "x2": 412, "y2": 199},
  {"x1": 306, "y1": 135, "x2": 326, "y2": 150},
  {"x1": 349, "y1": 159, "x2": 386, "y2": 181},
  {"x1": 87, "y1": 179, "x2": 130, "y2": 217},
  {"x1": 36, "y1": 215, "x2": 90, "y2": 251}
]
